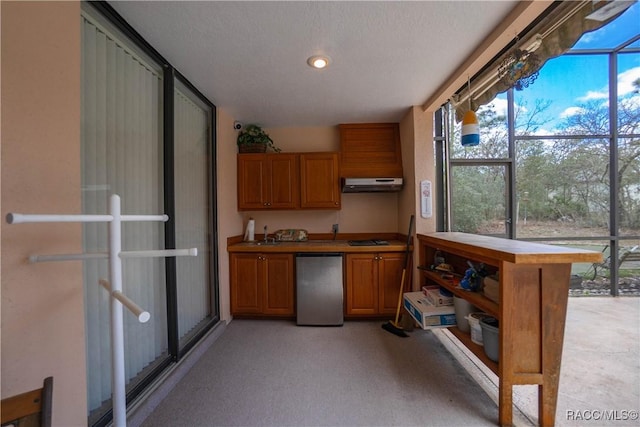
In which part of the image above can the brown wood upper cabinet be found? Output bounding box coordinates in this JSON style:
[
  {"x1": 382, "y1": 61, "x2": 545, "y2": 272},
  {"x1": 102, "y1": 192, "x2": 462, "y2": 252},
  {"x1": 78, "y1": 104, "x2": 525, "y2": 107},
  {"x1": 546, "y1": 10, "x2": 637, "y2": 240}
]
[
  {"x1": 300, "y1": 152, "x2": 341, "y2": 209},
  {"x1": 238, "y1": 152, "x2": 340, "y2": 210},
  {"x1": 237, "y1": 153, "x2": 300, "y2": 210},
  {"x1": 339, "y1": 123, "x2": 403, "y2": 178}
]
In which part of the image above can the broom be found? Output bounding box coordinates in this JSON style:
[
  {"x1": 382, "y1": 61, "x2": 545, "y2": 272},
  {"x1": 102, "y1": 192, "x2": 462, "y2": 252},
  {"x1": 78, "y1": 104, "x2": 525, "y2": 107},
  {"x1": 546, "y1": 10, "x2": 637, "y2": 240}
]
[{"x1": 382, "y1": 214, "x2": 414, "y2": 337}]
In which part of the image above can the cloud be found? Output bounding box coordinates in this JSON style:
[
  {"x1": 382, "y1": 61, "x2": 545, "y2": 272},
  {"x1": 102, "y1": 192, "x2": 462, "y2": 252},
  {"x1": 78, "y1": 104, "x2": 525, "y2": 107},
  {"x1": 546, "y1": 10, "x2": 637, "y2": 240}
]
[
  {"x1": 618, "y1": 66, "x2": 640, "y2": 97},
  {"x1": 532, "y1": 127, "x2": 554, "y2": 137},
  {"x1": 577, "y1": 66, "x2": 640, "y2": 102},
  {"x1": 579, "y1": 90, "x2": 608, "y2": 101},
  {"x1": 483, "y1": 97, "x2": 509, "y2": 117},
  {"x1": 560, "y1": 106, "x2": 585, "y2": 118}
]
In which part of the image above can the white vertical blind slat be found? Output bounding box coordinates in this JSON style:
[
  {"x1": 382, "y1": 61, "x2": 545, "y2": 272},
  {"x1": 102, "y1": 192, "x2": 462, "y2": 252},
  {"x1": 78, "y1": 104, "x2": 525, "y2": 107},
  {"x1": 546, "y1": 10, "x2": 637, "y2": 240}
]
[
  {"x1": 174, "y1": 86, "x2": 210, "y2": 340},
  {"x1": 81, "y1": 13, "x2": 165, "y2": 416}
]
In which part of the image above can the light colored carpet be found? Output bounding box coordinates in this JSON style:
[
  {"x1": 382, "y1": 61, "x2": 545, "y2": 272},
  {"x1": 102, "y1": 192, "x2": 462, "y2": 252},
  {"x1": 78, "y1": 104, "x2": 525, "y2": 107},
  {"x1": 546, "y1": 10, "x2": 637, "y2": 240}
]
[{"x1": 140, "y1": 320, "x2": 501, "y2": 426}]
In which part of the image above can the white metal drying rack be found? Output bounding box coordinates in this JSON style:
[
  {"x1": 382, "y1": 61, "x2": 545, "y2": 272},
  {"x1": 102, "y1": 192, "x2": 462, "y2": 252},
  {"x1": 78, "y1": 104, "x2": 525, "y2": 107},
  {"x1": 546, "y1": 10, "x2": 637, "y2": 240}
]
[{"x1": 6, "y1": 194, "x2": 197, "y2": 427}]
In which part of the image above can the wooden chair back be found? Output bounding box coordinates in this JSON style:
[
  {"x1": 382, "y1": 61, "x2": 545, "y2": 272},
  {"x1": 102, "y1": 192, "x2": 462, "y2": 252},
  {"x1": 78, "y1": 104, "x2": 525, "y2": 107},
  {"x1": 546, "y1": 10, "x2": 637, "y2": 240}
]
[{"x1": 1, "y1": 377, "x2": 53, "y2": 427}]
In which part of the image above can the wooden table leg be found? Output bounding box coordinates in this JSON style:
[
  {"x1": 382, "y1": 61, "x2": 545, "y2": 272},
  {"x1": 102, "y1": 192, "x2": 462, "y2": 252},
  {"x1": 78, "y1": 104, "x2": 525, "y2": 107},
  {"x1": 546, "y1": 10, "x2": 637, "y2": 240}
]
[
  {"x1": 499, "y1": 380, "x2": 514, "y2": 426},
  {"x1": 539, "y1": 264, "x2": 571, "y2": 426}
]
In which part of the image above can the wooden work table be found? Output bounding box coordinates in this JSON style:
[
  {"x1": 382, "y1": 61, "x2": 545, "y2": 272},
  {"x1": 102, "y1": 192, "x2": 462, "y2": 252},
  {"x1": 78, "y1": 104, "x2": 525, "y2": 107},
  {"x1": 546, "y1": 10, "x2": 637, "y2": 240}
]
[{"x1": 417, "y1": 233, "x2": 602, "y2": 427}]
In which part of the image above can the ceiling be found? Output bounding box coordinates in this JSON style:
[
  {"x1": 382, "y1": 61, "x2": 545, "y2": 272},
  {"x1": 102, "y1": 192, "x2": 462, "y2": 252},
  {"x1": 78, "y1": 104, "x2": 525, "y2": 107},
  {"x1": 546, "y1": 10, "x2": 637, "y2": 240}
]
[{"x1": 109, "y1": 0, "x2": 520, "y2": 128}]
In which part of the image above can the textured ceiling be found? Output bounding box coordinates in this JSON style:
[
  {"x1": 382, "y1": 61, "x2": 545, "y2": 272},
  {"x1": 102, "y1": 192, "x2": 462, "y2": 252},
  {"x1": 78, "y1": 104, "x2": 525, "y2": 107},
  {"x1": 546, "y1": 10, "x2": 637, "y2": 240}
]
[{"x1": 109, "y1": 1, "x2": 519, "y2": 127}]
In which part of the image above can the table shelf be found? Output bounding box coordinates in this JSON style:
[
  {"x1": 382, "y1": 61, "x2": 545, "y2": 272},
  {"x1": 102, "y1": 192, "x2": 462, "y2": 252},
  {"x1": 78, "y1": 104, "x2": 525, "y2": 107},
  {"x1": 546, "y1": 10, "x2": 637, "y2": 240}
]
[
  {"x1": 420, "y1": 269, "x2": 499, "y2": 318},
  {"x1": 447, "y1": 326, "x2": 499, "y2": 375}
]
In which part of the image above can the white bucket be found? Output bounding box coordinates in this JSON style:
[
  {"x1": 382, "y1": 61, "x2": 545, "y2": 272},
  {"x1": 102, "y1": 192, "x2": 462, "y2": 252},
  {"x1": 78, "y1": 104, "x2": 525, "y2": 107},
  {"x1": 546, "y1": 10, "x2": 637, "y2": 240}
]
[
  {"x1": 466, "y1": 312, "x2": 489, "y2": 346},
  {"x1": 454, "y1": 296, "x2": 475, "y2": 333}
]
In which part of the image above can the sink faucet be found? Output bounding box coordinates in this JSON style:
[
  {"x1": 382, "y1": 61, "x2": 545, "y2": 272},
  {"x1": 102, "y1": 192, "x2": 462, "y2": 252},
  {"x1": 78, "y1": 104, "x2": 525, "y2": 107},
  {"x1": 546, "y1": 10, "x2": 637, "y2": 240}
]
[{"x1": 264, "y1": 225, "x2": 268, "y2": 243}]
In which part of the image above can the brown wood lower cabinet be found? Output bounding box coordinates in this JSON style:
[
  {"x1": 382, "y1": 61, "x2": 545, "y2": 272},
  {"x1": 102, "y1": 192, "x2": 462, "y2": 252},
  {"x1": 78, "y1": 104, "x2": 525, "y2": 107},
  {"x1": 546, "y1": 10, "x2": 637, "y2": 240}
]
[
  {"x1": 345, "y1": 252, "x2": 404, "y2": 316},
  {"x1": 230, "y1": 253, "x2": 294, "y2": 316}
]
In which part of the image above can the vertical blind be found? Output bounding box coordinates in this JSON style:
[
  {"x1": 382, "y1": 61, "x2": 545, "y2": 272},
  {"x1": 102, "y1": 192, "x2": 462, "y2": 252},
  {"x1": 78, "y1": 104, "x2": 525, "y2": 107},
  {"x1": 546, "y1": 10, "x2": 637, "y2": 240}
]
[
  {"x1": 81, "y1": 11, "x2": 166, "y2": 416},
  {"x1": 173, "y1": 83, "x2": 213, "y2": 343}
]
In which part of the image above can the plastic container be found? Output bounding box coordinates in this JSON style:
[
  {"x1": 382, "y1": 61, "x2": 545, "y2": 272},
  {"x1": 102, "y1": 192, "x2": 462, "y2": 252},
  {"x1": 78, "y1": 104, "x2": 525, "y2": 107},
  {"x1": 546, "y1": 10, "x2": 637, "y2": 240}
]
[
  {"x1": 480, "y1": 316, "x2": 499, "y2": 362},
  {"x1": 466, "y1": 312, "x2": 490, "y2": 345},
  {"x1": 454, "y1": 296, "x2": 476, "y2": 333}
]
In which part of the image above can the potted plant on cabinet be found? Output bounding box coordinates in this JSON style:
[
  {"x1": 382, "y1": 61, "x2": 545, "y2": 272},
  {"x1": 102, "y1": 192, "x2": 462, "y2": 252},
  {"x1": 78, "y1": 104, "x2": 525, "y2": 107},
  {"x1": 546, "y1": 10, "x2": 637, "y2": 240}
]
[{"x1": 237, "y1": 124, "x2": 281, "y2": 153}]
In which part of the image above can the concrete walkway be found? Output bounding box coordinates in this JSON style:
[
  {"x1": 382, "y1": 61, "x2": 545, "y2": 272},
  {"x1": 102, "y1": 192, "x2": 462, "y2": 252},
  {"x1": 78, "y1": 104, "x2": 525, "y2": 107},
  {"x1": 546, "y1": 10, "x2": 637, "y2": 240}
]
[
  {"x1": 438, "y1": 296, "x2": 640, "y2": 426},
  {"x1": 546, "y1": 297, "x2": 639, "y2": 426}
]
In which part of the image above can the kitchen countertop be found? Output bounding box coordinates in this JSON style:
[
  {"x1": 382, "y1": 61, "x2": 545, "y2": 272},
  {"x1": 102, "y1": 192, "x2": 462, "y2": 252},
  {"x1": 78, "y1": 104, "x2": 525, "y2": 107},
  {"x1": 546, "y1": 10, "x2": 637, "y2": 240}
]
[{"x1": 227, "y1": 239, "x2": 409, "y2": 253}]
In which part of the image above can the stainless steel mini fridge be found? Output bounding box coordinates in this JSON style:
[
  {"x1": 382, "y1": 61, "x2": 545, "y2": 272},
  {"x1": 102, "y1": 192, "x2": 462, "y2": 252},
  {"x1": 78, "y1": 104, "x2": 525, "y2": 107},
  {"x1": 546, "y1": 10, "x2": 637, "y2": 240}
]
[{"x1": 296, "y1": 253, "x2": 344, "y2": 326}]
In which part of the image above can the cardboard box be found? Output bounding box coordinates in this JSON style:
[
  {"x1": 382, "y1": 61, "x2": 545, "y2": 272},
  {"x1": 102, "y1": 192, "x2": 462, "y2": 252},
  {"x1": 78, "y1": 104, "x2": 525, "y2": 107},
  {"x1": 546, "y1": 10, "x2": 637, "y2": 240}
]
[
  {"x1": 422, "y1": 285, "x2": 454, "y2": 306},
  {"x1": 483, "y1": 276, "x2": 499, "y2": 303},
  {"x1": 403, "y1": 292, "x2": 456, "y2": 330}
]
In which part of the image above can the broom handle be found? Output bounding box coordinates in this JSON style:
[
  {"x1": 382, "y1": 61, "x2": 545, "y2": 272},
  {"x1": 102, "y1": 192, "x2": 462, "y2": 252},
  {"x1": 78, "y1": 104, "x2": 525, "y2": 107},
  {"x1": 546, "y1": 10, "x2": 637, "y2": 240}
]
[
  {"x1": 394, "y1": 269, "x2": 406, "y2": 325},
  {"x1": 393, "y1": 214, "x2": 414, "y2": 325}
]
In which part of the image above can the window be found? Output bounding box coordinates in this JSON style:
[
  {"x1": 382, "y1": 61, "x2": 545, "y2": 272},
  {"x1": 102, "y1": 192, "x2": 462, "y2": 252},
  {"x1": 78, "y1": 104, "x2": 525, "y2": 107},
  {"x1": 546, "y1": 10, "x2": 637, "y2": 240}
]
[{"x1": 440, "y1": 2, "x2": 640, "y2": 296}]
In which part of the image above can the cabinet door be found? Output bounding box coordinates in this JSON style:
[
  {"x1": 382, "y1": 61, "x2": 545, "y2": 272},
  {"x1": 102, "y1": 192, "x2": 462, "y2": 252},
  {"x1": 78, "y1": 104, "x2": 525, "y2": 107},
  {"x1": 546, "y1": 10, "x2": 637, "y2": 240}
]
[
  {"x1": 345, "y1": 253, "x2": 378, "y2": 315},
  {"x1": 269, "y1": 154, "x2": 299, "y2": 209},
  {"x1": 377, "y1": 252, "x2": 405, "y2": 315},
  {"x1": 237, "y1": 154, "x2": 269, "y2": 210},
  {"x1": 263, "y1": 254, "x2": 295, "y2": 315},
  {"x1": 339, "y1": 123, "x2": 403, "y2": 178},
  {"x1": 300, "y1": 153, "x2": 341, "y2": 209},
  {"x1": 230, "y1": 253, "x2": 262, "y2": 314},
  {"x1": 237, "y1": 154, "x2": 299, "y2": 210}
]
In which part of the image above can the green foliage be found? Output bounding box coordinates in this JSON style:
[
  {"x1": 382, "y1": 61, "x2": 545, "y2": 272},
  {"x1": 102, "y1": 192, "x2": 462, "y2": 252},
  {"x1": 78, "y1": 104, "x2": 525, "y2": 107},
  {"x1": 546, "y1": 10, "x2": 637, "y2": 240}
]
[
  {"x1": 451, "y1": 165, "x2": 505, "y2": 233},
  {"x1": 237, "y1": 124, "x2": 281, "y2": 152},
  {"x1": 447, "y1": 88, "x2": 640, "y2": 234}
]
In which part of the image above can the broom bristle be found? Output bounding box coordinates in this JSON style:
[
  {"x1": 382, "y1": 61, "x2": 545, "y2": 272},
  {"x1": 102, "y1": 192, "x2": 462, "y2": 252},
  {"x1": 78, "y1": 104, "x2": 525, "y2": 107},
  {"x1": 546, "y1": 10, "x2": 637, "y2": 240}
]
[{"x1": 382, "y1": 321, "x2": 409, "y2": 337}]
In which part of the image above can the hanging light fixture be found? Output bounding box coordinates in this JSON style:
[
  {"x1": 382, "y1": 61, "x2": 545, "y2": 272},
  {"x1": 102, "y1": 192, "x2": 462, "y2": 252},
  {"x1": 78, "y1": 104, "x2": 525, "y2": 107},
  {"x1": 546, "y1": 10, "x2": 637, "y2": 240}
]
[{"x1": 461, "y1": 77, "x2": 480, "y2": 147}]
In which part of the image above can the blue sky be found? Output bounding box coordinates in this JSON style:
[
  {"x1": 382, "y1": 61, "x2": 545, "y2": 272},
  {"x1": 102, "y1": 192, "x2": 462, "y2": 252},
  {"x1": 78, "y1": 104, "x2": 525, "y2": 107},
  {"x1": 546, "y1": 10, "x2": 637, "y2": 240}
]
[{"x1": 484, "y1": 1, "x2": 640, "y2": 133}]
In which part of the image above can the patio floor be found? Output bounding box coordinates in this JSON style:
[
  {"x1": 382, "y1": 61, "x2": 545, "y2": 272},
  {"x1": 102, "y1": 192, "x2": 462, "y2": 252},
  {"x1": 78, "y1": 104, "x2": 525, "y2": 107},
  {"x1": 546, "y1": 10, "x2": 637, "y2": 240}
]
[{"x1": 435, "y1": 296, "x2": 640, "y2": 426}]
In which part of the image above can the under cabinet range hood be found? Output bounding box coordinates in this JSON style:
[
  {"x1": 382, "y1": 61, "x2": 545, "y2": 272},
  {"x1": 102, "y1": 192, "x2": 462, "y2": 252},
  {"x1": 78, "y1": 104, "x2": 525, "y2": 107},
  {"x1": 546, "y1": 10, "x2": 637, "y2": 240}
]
[{"x1": 341, "y1": 177, "x2": 403, "y2": 193}]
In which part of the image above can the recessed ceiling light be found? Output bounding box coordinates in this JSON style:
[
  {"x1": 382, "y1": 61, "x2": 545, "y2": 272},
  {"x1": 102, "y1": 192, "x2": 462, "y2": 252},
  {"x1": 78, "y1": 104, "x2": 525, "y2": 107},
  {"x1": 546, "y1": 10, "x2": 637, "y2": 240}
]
[{"x1": 307, "y1": 55, "x2": 330, "y2": 69}]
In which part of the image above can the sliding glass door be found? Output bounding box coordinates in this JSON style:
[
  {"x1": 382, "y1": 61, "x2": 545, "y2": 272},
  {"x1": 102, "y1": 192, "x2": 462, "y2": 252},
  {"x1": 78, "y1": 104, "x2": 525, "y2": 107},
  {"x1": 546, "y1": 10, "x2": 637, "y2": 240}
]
[{"x1": 81, "y1": 3, "x2": 218, "y2": 425}]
